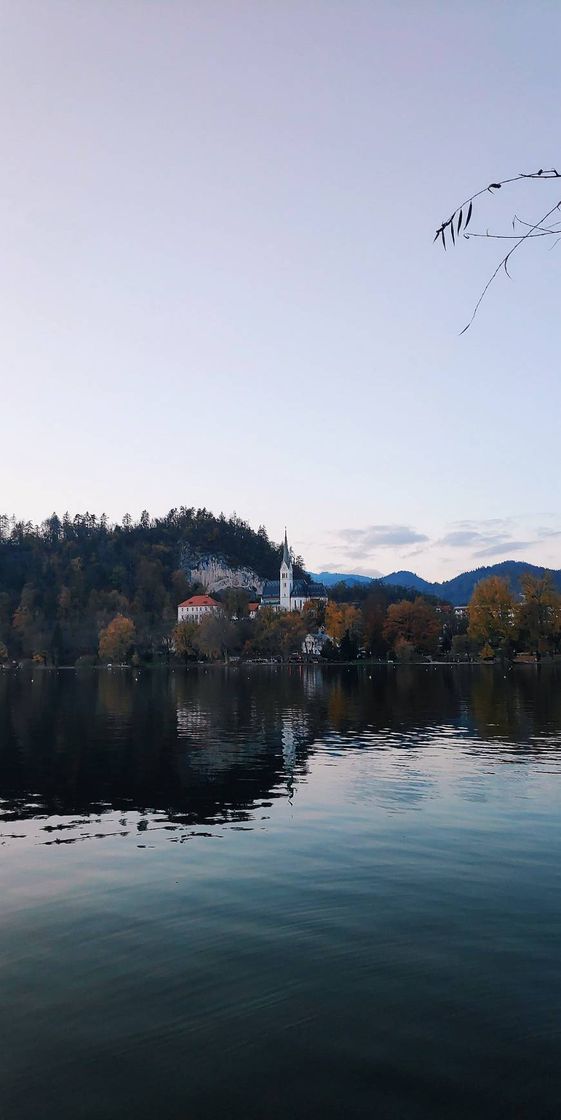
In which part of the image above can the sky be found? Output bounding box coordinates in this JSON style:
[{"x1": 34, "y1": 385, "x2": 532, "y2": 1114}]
[{"x1": 2, "y1": 0, "x2": 561, "y2": 580}]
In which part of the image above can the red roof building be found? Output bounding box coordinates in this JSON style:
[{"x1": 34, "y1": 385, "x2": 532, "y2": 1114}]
[{"x1": 177, "y1": 595, "x2": 221, "y2": 623}]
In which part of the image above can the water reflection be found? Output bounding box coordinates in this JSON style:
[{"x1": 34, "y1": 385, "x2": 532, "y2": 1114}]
[
  {"x1": 2, "y1": 665, "x2": 561, "y2": 1120},
  {"x1": 1, "y1": 664, "x2": 561, "y2": 842}
]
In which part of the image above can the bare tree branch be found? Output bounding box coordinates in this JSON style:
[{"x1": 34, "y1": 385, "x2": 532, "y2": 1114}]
[
  {"x1": 435, "y1": 168, "x2": 561, "y2": 331},
  {"x1": 459, "y1": 200, "x2": 561, "y2": 334}
]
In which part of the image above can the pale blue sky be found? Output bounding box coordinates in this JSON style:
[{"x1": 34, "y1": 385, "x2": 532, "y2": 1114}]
[{"x1": 2, "y1": 1, "x2": 560, "y2": 579}]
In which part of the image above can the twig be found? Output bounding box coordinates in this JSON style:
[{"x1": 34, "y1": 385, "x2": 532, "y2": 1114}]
[
  {"x1": 460, "y1": 199, "x2": 561, "y2": 334},
  {"x1": 435, "y1": 167, "x2": 561, "y2": 330}
]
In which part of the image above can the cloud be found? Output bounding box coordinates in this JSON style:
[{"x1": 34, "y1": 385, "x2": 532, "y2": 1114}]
[
  {"x1": 473, "y1": 540, "x2": 532, "y2": 558},
  {"x1": 535, "y1": 526, "x2": 561, "y2": 540},
  {"x1": 441, "y1": 517, "x2": 561, "y2": 561},
  {"x1": 440, "y1": 528, "x2": 511, "y2": 549},
  {"x1": 449, "y1": 518, "x2": 513, "y2": 532},
  {"x1": 440, "y1": 530, "x2": 488, "y2": 548},
  {"x1": 329, "y1": 516, "x2": 561, "y2": 577},
  {"x1": 403, "y1": 544, "x2": 431, "y2": 558},
  {"x1": 338, "y1": 524, "x2": 429, "y2": 551}
]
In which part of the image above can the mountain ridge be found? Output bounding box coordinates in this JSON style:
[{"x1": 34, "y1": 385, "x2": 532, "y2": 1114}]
[
  {"x1": 382, "y1": 560, "x2": 561, "y2": 605},
  {"x1": 311, "y1": 561, "x2": 561, "y2": 606}
]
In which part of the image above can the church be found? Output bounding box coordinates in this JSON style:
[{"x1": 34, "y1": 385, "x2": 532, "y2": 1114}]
[{"x1": 260, "y1": 530, "x2": 328, "y2": 612}]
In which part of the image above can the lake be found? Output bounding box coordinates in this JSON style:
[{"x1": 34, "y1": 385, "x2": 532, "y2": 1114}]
[{"x1": 1, "y1": 664, "x2": 561, "y2": 1119}]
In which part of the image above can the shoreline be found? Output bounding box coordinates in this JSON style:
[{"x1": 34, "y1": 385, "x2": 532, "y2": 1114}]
[{"x1": 2, "y1": 657, "x2": 555, "y2": 672}]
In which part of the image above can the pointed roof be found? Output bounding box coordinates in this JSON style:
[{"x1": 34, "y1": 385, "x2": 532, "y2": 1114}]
[{"x1": 282, "y1": 527, "x2": 291, "y2": 567}]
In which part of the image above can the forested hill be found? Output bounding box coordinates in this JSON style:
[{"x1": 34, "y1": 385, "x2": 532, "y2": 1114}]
[
  {"x1": 0, "y1": 508, "x2": 299, "y2": 659},
  {"x1": 382, "y1": 561, "x2": 561, "y2": 605}
]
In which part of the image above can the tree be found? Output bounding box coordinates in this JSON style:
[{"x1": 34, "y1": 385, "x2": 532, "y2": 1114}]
[
  {"x1": 362, "y1": 594, "x2": 389, "y2": 657},
  {"x1": 221, "y1": 587, "x2": 251, "y2": 619},
  {"x1": 450, "y1": 633, "x2": 473, "y2": 659},
  {"x1": 468, "y1": 577, "x2": 516, "y2": 655},
  {"x1": 194, "y1": 612, "x2": 236, "y2": 661},
  {"x1": 325, "y1": 602, "x2": 362, "y2": 644},
  {"x1": 435, "y1": 167, "x2": 561, "y2": 331},
  {"x1": 98, "y1": 614, "x2": 136, "y2": 663},
  {"x1": 171, "y1": 620, "x2": 198, "y2": 661},
  {"x1": 302, "y1": 598, "x2": 326, "y2": 630},
  {"x1": 517, "y1": 572, "x2": 561, "y2": 656},
  {"x1": 275, "y1": 613, "x2": 306, "y2": 659},
  {"x1": 244, "y1": 608, "x2": 306, "y2": 660},
  {"x1": 383, "y1": 598, "x2": 440, "y2": 655},
  {"x1": 325, "y1": 602, "x2": 345, "y2": 642}
]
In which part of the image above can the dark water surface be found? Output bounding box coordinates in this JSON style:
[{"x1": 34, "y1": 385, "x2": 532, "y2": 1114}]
[{"x1": 1, "y1": 665, "x2": 561, "y2": 1119}]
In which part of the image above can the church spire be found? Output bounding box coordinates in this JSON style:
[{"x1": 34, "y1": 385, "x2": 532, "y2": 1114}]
[
  {"x1": 280, "y1": 527, "x2": 293, "y2": 610},
  {"x1": 282, "y1": 527, "x2": 290, "y2": 567}
]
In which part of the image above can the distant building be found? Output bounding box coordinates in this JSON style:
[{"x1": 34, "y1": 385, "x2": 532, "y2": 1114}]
[
  {"x1": 454, "y1": 605, "x2": 469, "y2": 619},
  {"x1": 302, "y1": 629, "x2": 330, "y2": 657},
  {"x1": 248, "y1": 602, "x2": 259, "y2": 619},
  {"x1": 178, "y1": 594, "x2": 221, "y2": 623},
  {"x1": 261, "y1": 530, "x2": 328, "y2": 612}
]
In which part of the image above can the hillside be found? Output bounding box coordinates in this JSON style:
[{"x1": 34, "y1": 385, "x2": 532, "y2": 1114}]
[{"x1": 0, "y1": 508, "x2": 300, "y2": 660}]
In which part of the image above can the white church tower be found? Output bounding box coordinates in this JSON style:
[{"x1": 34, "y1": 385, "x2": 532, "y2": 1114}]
[{"x1": 279, "y1": 528, "x2": 293, "y2": 610}]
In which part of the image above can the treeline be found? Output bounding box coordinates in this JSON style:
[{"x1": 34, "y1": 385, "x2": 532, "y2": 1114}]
[
  {"x1": 0, "y1": 508, "x2": 298, "y2": 663},
  {"x1": 466, "y1": 572, "x2": 561, "y2": 660},
  {"x1": 170, "y1": 590, "x2": 461, "y2": 666}
]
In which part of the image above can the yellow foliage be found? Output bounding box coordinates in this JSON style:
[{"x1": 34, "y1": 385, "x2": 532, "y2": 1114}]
[
  {"x1": 468, "y1": 577, "x2": 515, "y2": 651},
  {"x1": 98, "y1": 614, "x2": 136, "y2": 663},
  {"x1": 172, "y1": 620, "x2": 198, "y2": 659}
]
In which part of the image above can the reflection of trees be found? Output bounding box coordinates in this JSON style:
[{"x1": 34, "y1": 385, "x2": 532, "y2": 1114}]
[
  {"x1": 469, "y1": 665, "x2": 561, "y2": 747},
  {"x1": 1, "y1": 664, "x2": 561, "y2": 825},
  {"x1": 470, "y1": 669, "x2": 526, "y2": 742}
]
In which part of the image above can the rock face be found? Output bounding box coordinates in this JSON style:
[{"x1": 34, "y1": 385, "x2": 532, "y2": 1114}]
[{"x1": 181, "y1": 551, "x2": 263, "y2": 594}]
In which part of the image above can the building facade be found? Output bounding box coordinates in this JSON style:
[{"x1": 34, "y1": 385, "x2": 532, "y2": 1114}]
[
  {"x1": 261, "y1": 530, "x2": 328, "y2": 612},
  {"x1": 177, "y1": 594, "x2": 222, "y2": 623}
]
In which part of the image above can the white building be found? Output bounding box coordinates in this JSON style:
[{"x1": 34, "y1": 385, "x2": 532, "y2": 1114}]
[
  {"x1": 177, "y1": 594, "x2": 222, "y2": 623},
  {"x1": 302, "y1": 629, "x2": 330, "y2": 657},
  {"x1": 260, "y1": 530, "x2": 328, "y2": 612}
]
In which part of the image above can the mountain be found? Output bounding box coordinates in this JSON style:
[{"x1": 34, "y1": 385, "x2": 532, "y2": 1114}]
[
  {"x1": 380, "y1": 571, "x2": 435, "y2": 595},
  {"x1": 309, "y1": 571, "x2": 375, "y2": 587},
  {"x1": 381, "y1": 561, "x2": 561, "y2": 606}
]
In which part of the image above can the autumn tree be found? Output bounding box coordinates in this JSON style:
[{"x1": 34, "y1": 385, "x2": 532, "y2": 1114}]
[
  {"x1": 325, "y1": 602, "x2": 362, "y2": 644},
  {"x1": 172, "y1": 620, "x2": 198, "y2": 661},
  {"x1": 302, "y1": 598, "x2": 326, "y2": 631},
  {"x1": 325, "y1": 602, "x2": 344, "y2": 642},
  {"x1": 383, "y1": 598, "x2": 440, "y2": 655},
  {"x1": 275, "y1": 612, "x2": 307, "y2": 659},
  {"x1": 245, "y1": 608, "x2": 306, "y2": 660},
  {"x1": 468, "y1": 577, "x2": 516, "y2": 655},
  {"x1": 194, "y1": 612, "x2": 236, "y2": 661},
  {"x1": 98, "y1": 614, "x2": 136, "y2": 663},
  {"x1": 517, "y1": 572, "x2": 561, "y2": 656}
]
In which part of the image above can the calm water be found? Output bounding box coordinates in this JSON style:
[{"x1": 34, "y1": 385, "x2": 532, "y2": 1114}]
[{"x1": 1, "y1": 665, "x2": 561, "y2": 1119}]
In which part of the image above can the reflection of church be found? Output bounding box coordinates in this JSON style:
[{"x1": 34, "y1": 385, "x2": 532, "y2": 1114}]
[{"x1": 261, "y1": 530, "x2": 328, "y2": 612}]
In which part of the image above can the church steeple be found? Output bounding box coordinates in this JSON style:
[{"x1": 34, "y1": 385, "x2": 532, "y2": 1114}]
[
  {"x1": 282, "y1": 527, "x2": 290, "y2": 567},
  {"x1": 280, "y1": 527, "x2": 293, "y2": 610}
]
